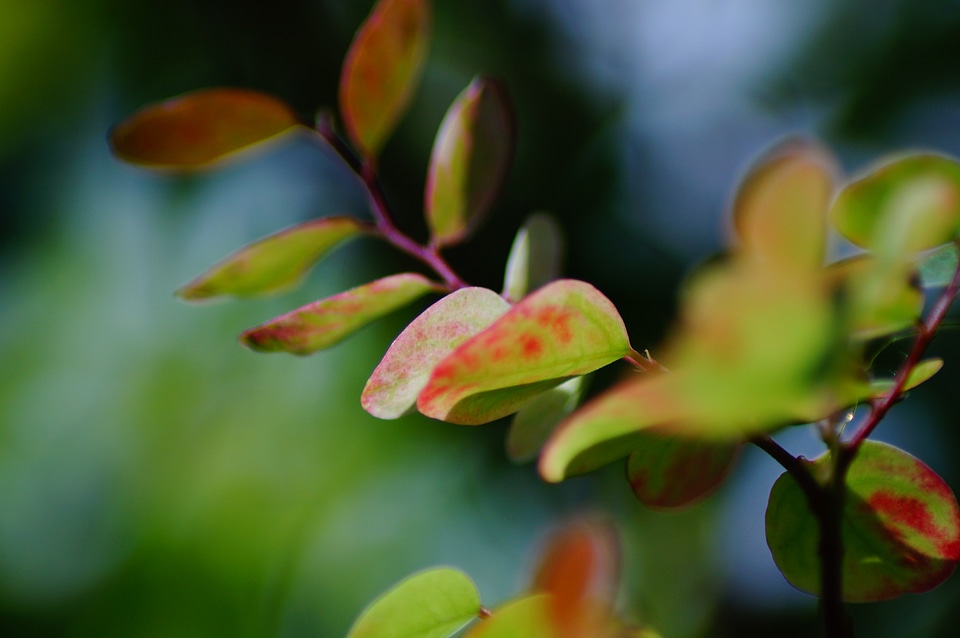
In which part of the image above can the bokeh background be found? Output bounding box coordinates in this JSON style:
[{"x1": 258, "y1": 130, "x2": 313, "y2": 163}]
[{"x1": 4, "y1": 0, "x2": 960, "y2": 636}]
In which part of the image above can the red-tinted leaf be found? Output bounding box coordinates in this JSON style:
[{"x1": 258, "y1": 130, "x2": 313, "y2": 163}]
[
  {"x1": 426, "y1": 77, "x2": 515, "y2": 247},
  {"x1": 177, "y1": 217, "x2": 366, "y2": 300},
  {"x1": 417, "y1": 280, "x2": 631, "y2": 425},
  {"x1": 627, "y1": 438, "x2": 739, "y2": 509},
  {"x1": 241, "y1": 273, "x2": 439, "y2": 355},
  {"x1": 110, "y1": 88, "x2": 300, "y2": 169},
  {"x1": 339, "y1": 0, "x2": 430, "y2": 158}
]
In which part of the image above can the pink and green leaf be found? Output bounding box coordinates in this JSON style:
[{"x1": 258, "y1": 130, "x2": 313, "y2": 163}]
[
  {"x1": 110, "y1": 88, "x2": 300, "y2": 169},
  {"x1": 241, "y1": 273, "x2": 440, "y2": 355},
  {"x1": 506, "y1": 377, "x2": 582, "y2": 463},
  {"x1": 417, "y1": 279, "x2": 631, "y2": 425},
  {"x1": 426, "y1": 77, "x2": 515, "y2": 247},
  {"x1": 346, "y1": 567, "x2": 482, "y2": 638},
  {"x1": 339, "y1": 0, "x2": 430, "y2": 158},
  {"x1": 177, "y1": 217, "x2": 366, "y2": 300},
  {"x1": 362, "y1": 287, "x2": 510, "y2": 419},
  {"x1": 627, "y1": 438, "x2": 740, "y2": 509},
  {"x1": 502, "y1": 213, "x2": 564, "y2": 303},
  {"x1": 766, "y1": 440, "x2": 960, "y2": 602}
]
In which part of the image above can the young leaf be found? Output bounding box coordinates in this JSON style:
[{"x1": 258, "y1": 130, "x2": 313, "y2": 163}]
[
  {"x1": 870, "y1": 358, "x2": 944, "y2": 396},
  {"x1": 177, "y1": 217, "x2": 366, "y2": 300},
  {"x1": 417, "y1": 280, "x2": 632, "y2": 425},
  {"x1": 425, "y1": 77, "x2": 515, "y2": 247},
  {"x1": 362, "y1": 287, "x2": 511, "y2": 419},
  {"x1": 918, "y1": 242, "x2": 960, "y2": 288},
  {"x1": 240, "y1": 273, "x2": 439, "y2": 355},
  {"x1": 463, "y1": 595, "x2": 554, "y2": 638},
  {"x1": 627, "y1": 438, "x2": 740, "y2": 509},
  {"x1": 506, "y1": 377, "x2": 582, "y2": 463},
  {"x1": 110, "y1": 88, "x2": 300, "y2": 169},
  {"x1": 502, "y1": 213, "x2": 563, "y2": 303},
  {"x1": 339, "y1": 0, "x2": 430, "y2": 158},
  {"x1": 346, "y1": 567, "x2": 482, "y2": 638},
  {"x1": 766, "y1": 441, "x2": 960, "y2": 602}
]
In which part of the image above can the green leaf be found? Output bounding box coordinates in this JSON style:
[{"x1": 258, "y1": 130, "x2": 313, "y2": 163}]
[
  {"x1": 362, "y1": 287, "x2": 511, "y2": 419},
  {"x1": 110, "y1": 88, "x2": 300, "y2": 169},
  {"x1": 871, "y1": 358, "x2": 944, "y2": 396},
  {"x1": 417, "y1": 279, "x2": 631, "y2": 425},
  {"x1": 240, "y1": 273, "x2": 439, "y2": 355},
  {"x1": 832, "y1": 154, "x2": 960, "y2": 253},
  {"x1": 339, "y1": 0, "x2": 430, "y2": 158},
  {"x1": 766, "y1": 440, "x2": 960, "y2": 602},
  {"x1": 502, "y1": 213, "x2": 563, "y2": 303},
  {"x1": 918, "y1": 243, "x2": 959, "y2": 288},
  {"x1": 828, "y1": 254, "x2": 924, "y2": 340},
  {"x1": 425, "y1": 77, "x2": 515, "y2": 247},
  {"x1": 506, "y1": 377, "x2": 582, "y2": 463},
  {"x1": 346, "y1": 567, "x2": 482, "y2": 638},
  {"x1": 463, "y1": 595, "x2": 554, "y2": 638},
  {"x1": 627, "y1": 438, "x2": 740, "y2": 509},
  {"x1": 176, "y1": 217, "x2": 366, "y2": 300}
]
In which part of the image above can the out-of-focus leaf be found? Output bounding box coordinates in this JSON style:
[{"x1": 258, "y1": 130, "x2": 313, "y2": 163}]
[
  {"x1": 732, "y1": 139, "x2": 835, "y2": 271},
  {"x1": 918, "y1": 243, "x2": 960, "y2": 288},
  {"x1": 871, "y1": 358, "x2": 944, "y2": 396},
  {"x1": 506, "y1": 377, "x2": 582, "y2": 463},
  {"x1": 627, "y1": 438, "x2": 739, "y2": 509},
  {"x1": 177, "y1": 217, "x2": 366, "y2": 300},
  {"x1": 463, "y1": 595, "x2": 554, "y2": 638},
  {"x1": 832, "y1": 154, "x2": 960, "y2": 253},
  {"x1": 110, "y1": 88, "x2": 300, "y2": 169},
  {"x1": 766, "y1": 440, "x2": 960, "y2": 602},
  {"x1": 339, "y1": 0, "x2": 430, "y2": 158},
  {"x1": 346, "y1": 567, "x2": 481, "y2": 638},
  {"x1": 362, "y1": 287, "x2": 511, "y2": 419},
  {"x1": 417, "y1": 280, "x2": 631, "y2": 425},
  {"x1": 502, "y1": 213, "x2": 563, "y2": 303},
  {"x1": 828, "y1": 255, "x2": 923, "y2": 340},
  {"x1": 240, "y1": 273, "x2": 439, "y2": 355},
  {"x1": 425, "y1": 77, "x2": 515, "y2": 247}
]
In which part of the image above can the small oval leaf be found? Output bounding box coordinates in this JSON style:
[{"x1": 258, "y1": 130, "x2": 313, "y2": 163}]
[
  {"x1": 362, "y1": 287, "x2": 511, "y2": 419},
  {"x1": 766, "y1": 440, "x2": 960, "y2": 602},
  {"x1": 871, "y1": 358, "x2": 944, "y2": 396},
  {"x1": 110, "y1": 88, "x2": 300, "y2": 169},
  {"x1": 502, "y1": 213, "x2": 564, "y2": 303},
  {"x1": 506, "y1": 377, "x2": 583, "y2": 463},
  {"x1": 918, "y1": 242, "x2": 959, "y2": 288},
  {"x1": 426, "y1": 77, "x2": 515, "y2": 247},
  {"x1": 339, "y1": 0, "x2": 430, "y2": 158},
  {"x1": 347, "y1": 567, "x2": 481, "y2": 638},
  {"x1": 627, "y1": 438, "x2": 740, "y2": 509},
  {"x1": 240, "y1": 273, "x2": 439, "y2": 355},
  {"x1": 417, "y1": 280, "x2": 631, "y2": 425},
  {"x1": 177, "y1": 217, "x2": 366, "y2": 300}
]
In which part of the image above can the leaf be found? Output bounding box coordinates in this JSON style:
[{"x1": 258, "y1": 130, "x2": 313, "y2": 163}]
[
  {"x1": 240, "y1": 273, "x2": 439, "y2": 355},
  {"x1": 346, "y1": 567, "x2": 481, "y2": 638},
  {"x1": 339, "y1": 0, "x2": 430, "y2": 158},
  {"x1": 506, "y1": 377, "x2": 582, "y2": 463},
  {"x1": 765, "y1": 440, "x2": 960, "y2": 602},
  {"x1": 832, "y1": 154, "x2": 960, "y2": 253},
  {"x1": 871, "y1": 358, "x2": 944, "y2": 396},
  {"x1": 502, "y1": 213, "x2": 564, "y2": 303},
  {"x1": 918, "y1": 242, "x2": 959, "y2": 288},
  {"x1": 110, "y1": 88, "x2": 300, "y2": 169},
  {"x1": 827, "y1": 254, "x2": 923, "y2": 340},
  {"x1": 417, "y1": 280, "x2": 632, "y2": 425},
  {"x1": 627, "y1": 438, "x2": 740, "y2": 509},
  {"x1": 176, "y1": 217, "x2": 366, "y2": 300},
  {"x1": 362, "y1": 287, "x2": 511, "y2": 419},
  {"x1": 425, "y1": 77, "x2": 515, "y2": 247},
  {"x1": 463, "y1": 595, "x2": 554, "y2": 638}
]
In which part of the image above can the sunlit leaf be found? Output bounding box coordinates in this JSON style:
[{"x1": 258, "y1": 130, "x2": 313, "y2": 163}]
[
  {"x1": 362, "y1": 287, "x2": 511, "y2": 419},
  {"x1": 417, "y1": 280, "x2": 631, "y2": 425},
  {"x1": 502, "y1": 213, "x2": 563, "y2": 303},
  {"x1": 627, "y1": 438, "x2": 740, "y2": 509},
  {"x1": 871, "y1": 358, "x2": 944, "y2": 396},
  {"x1": 346, "y1": 567, "x2": 481, "y2": 638},
  {"x1": 110, "y1": 88, "x2": 300, "y2": 169},
  {"x1": 426, "y1": 77, "x2": 515, "y2": 247},
  {"x1": 463, "y1": 595, "x2": 554, "y2": 638},
  {"x1": 339, "y1": 0, "x2": 430, "y2": 158},
  {"x1": 832, "y1": 154, "x2": 960, "y2": 253},
  {"x1": 828, "y1": 255, "x2": 923, "y2": 340},
  {"x1": 240, "y1": 273, "x2": 439, "y2": 355},
  {"x1": 506, "y1": 377, "x2": 582, "y2": 463},
  {"x1": 766, "y1": 441, "x2": 960, "y2": 602},
  {"x1": 918, "y1": 243, "x2": 959, "y2": 288},
  {"x1": 176, "y1": 217, "x2": 366, "y2": 300},
  {"x1": 732, "y1": 138, "x2": 835, "y2": 271}
]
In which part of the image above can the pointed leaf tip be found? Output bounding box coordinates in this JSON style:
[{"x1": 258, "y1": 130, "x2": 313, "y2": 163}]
[{"x1": 110, "y1": 88, "x2": 300, "y2": 169}]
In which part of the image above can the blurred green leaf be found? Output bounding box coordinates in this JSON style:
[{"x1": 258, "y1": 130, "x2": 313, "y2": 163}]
[
  {"x1": 828, "y1": 255, "x2": 923, "y2": 340},
  {"x1": 339, "y1": 0, "x2": 431, "y2": 158},
  {"x1": 417, "y1": 280, "x2": 631, "y2": 425},
  {"x1": 362, "y1": 287, "x2": 510, "y2": 419},
  {"x1": 918, "y1": 242, "x2": 960, "y2": 288},
  {"x1": 627, "y1": 438, "x2": 739, "y2": 509},
  {"x1": 110, "y1": 88, "x2": 301, "y2": 169},
  {"x1": 425, "y1": 77, "x2": 515, "y2": 247},
  {"x1": 506, "y1": 377, "x2": 582, "y2": 463},
  {"x1": 241, "y1": 273, "x2": 440, "y2": 355},
  {"x1": 502, "y1": 213, "x2": 563, "y2": 303},
  {"x1": 346, "y1": 567, "x2": 481, "y2": 638},
  {"x1": 177, "y1": 217, "x2": 366, "y2": 300},
  {"x1": 463, "y1": 595, "x2": 553, "y2": 638},
  {"x1": 766, "y1": 441, "x2": 960, "y2": 602}
]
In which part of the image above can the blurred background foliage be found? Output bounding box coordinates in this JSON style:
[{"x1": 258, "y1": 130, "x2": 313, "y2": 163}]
[{"x1": 4, "y1": 0, "x2": 960, "y2": 636}]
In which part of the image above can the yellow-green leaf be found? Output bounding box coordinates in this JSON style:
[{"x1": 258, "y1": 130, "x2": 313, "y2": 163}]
[
  {"x1": 502, "y1": 213, "x2": 563, "y2": 303},
  {"x1": 506, "y1": 377, "x2": 583, "y2": 463}
]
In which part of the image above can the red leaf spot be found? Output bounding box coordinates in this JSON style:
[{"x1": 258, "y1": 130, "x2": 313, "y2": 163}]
[
  {"x1": 520, "y1": 334, "x2": 544, "y2": 359},
  {"x1": 535, "y1": 306, "x2": 574, "y2": 344},
  {"x1": 869, "y1": 492, "x2": 937, "y2": 538}
]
